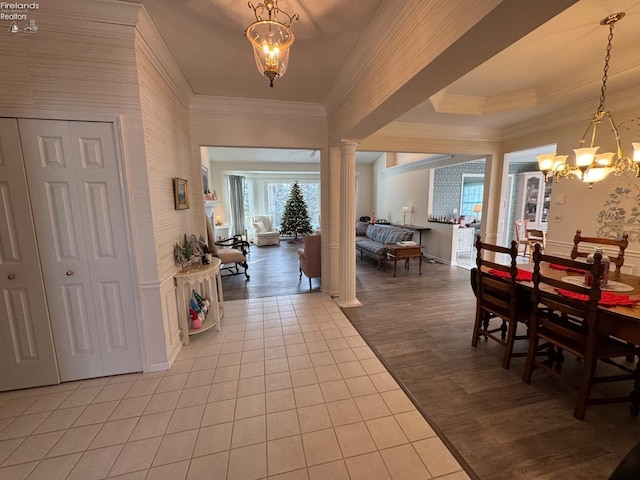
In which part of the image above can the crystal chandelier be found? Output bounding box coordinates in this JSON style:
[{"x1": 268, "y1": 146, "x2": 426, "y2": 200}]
[
  {"x1": 244, "y1": 0, "x2": 299, "y2": 88},
  {"x1": 537, "y1": 12, "x2": 640, "y2": 187}
]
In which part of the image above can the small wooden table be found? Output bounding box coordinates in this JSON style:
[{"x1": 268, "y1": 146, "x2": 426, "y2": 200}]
[{"x1": 384, "y1": 243, "x2": 423, "y2": 277}]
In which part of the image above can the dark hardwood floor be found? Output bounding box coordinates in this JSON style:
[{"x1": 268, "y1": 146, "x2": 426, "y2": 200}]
[{"x1": 221, "y1": 240, "x2": 640, "y2": 479}]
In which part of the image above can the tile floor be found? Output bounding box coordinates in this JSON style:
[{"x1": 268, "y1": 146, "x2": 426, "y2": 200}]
[{"x1": 0, "y1": 293, "x2": 470, "y2": 480}]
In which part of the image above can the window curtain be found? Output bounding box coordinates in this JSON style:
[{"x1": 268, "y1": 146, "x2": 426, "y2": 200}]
[{"x1": 229, "y1": 175, "x2": 246, "y2": 237}]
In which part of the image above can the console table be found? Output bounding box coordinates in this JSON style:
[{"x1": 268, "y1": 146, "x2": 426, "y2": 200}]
[{"x1": 174, "y1": 258, "x2": 224, "y2": 345}]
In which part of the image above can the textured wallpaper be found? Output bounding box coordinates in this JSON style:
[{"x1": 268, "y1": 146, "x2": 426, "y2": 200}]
[
  {"x1": 596, "y1": 115, "x2": 640, "y2": 242},
  {"x1": 432, "y1": 161, "x2": 539, "y2": 241}
]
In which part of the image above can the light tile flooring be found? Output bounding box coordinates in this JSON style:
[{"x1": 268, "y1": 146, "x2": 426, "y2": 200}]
[{"x1": 0, "y1": 293, "x2": 470, "y2": 480}]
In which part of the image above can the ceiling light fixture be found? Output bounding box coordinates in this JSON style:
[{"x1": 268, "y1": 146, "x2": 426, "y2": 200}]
[
  {"x1": 537, "y1": 12, "x2": 640, "y2": 188},
  {"x1": 244, "y1": 0, "x2": 299, "y2": 88}
]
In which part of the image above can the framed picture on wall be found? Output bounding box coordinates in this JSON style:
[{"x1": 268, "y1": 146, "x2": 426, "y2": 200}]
[
  {"x1": 202, "y1": 165, "x2": 209, "y2": 194},
  {"x1": 173, "y1": 177, "x2": 189, "y2": 210}
]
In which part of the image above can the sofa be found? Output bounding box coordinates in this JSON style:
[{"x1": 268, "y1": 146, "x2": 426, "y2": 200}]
[{"x1": 355, "y1": 224, "x2": 414, "y2": 269}]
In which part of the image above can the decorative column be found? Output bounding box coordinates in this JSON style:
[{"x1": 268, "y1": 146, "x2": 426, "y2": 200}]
[
  {"x1": 326, "y1": 146, "x2": 341, "y2": 297},
  {"x1": 483, "y1": 152, "x2": 506, "y2": 246},
  {"x1": 337, "y1": 139, "x2": 361, "y2": 308},
  {"x1": 481, "y1": 152, "x2": 508, "y2": 263}
]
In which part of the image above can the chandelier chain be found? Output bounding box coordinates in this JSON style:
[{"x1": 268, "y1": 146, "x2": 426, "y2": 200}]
[{"x1": 598, "y1": 23, "x2": 614, "y2": 114}]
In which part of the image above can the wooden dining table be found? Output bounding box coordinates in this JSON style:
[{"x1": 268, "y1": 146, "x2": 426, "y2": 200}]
[
  {"x1": 508, "y1": 262, "x2": 640, "y2": 414},
  {"x1": 516, "y1": 263, "x2": 640, "y2": 346}
]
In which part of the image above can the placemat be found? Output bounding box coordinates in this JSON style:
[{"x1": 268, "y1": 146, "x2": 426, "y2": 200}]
[{"x1": 560, "y1": 275, "x2": 634, "y2": 292}]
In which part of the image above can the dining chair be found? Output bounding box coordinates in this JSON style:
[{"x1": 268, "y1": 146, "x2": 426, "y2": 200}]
[
  {"x1": 522, "y1": 243, "x2": 640, "y2": 420},
  {"x1": 571, "y1": 229, "x2": 629, "y2": 273},
  {"x1": 526, "y1": 228, "x2": 546, "y2": 262},
  {"x1": 472, "y1": 236, "x2": 530, "y2": 369},
  {"x1": 514, "y1": 219, "x2": 530, "y2": 258}
]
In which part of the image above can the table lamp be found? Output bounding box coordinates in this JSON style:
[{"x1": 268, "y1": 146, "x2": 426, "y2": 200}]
[
  {"x1": 472, "y1": 204, "x2": 482, "y2": 221},
  {"x1": 402, "y1": 205, "x2": 409, "y2": 225}
]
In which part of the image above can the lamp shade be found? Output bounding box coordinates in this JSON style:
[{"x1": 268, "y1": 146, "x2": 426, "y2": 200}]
[
  {"x1": 633, "y1": 143, "x2": 640, "y2": 162},
  {"x1": 582, "y1": 166, "x2": 615, "y2": 184},
  {"x1": 595, "y1": 152, "x2": 615, "y2": 166},
  {"x1": 472, "y1": 204, "x2": 482, "y2": 213},
  {"x1": 537, "y1": 153, "x2": 556, "y2": 171},
  {"x1": 574, "y1": 147, "x2": 599, "y2": 168}
]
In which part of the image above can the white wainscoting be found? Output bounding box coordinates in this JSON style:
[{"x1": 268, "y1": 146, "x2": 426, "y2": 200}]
[{"x1": 545, "y1": 239, "x2": 640, "y2": 276}]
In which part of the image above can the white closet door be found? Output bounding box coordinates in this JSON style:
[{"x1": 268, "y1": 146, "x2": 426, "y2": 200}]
[
  {"x1": 20, "y1": 119, "x2": 142, "y2": 381},
  {"x1": 0, "y1": 119, "x2": 60, "y2": 391}
]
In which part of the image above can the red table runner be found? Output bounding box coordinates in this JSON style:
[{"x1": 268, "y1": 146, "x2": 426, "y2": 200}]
[
  {"x1": 555, "y1": 289, "x2": 640, "y2": 307},
  {"x1": 488, "y1": 268, "x2": 533, "y2": 282}
]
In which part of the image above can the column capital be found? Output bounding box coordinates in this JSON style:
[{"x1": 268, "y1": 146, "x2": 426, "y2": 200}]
[{"x1": 337, "y1": 139, "x2": 359, "y2": 148}]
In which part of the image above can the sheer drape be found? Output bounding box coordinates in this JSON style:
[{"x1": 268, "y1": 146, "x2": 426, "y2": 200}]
[{"x1": 229, "y1": 175, "x2": 246, "y2": 237}]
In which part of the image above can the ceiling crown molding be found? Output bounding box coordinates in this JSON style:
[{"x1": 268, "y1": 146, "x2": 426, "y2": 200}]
[{"x1": 135, "y1": 8, "x2": 193, "y2": 109}]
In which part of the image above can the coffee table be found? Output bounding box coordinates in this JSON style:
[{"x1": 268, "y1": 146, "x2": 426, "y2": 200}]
[{"x1": 384, "y1": 243, "x2": 423, "y2": 277}]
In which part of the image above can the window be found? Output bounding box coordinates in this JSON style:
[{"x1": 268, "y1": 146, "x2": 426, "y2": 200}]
[
  {"x1": 230, "y1": 173, "x2": 320, "y2": 230},
  {"x1": 460, "y1": 175, "x2": 484, "y2": 220},
  {"x1": 266, "y1": 181, "x2": 320, "y2": 229}
]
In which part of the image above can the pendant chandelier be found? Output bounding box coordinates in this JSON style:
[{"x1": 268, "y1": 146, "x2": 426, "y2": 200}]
[
  {"x1": 244, "y1": 0, "x2": 299, "y2": 88},
  {"x1": 537, "y1": 12, "x2": 640, "y2": 187}
]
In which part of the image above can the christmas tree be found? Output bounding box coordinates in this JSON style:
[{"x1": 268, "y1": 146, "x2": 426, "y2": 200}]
[{"x1": 280, "y1": 181, "x2": 313, "y2": 238}]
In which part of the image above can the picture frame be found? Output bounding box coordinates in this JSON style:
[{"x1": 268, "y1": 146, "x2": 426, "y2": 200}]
[
  {"x1": 201, "y1": 165, "x2": 209, "y2": 194},
  {"x1": 173, "y1": 177, "x2": 189, "y2": 210}
]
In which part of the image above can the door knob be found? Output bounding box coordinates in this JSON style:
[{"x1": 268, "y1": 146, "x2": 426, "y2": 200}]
[
  {"x1": 66, "y1": 271, "x2": 74, "y2": 276},
  {"x1": 7, "y1": 274, "x2": 15, "y2": 280}
]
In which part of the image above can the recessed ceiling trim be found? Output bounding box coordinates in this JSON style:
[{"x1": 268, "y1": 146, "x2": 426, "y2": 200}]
[
  {"x1": 376, "y1": 121, "x2": 502, "y2": 142},
  {"x1": 503, "y1": 83, "x2": 640, "y2": 141},
  {"x1": 430, "y1": 88, "x2": 537, "y2": 115}
]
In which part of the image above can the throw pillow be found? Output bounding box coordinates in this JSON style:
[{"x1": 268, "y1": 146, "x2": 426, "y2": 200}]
[{"x1": 253, "y1": 221, "x2": 266, "y2": 233}]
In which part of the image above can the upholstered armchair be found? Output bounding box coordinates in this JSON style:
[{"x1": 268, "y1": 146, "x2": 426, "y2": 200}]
[
  {"x1": 251, "y1": 215, "x2": 280, "y2": 246},
  {"x1": 297, "y1": 233, "x2": 321, "y2": 289}
]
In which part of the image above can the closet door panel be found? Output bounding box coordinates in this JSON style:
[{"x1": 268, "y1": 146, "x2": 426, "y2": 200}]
[
  {"x1": 0, "y1": 118, "x2": 59, "y2": 391},
  {"x1": 20, "y1": 119, "x2": 141, "y2": 381},
  {"x1": 20, "y1": 119, "x2": 102, "y2": 381},
  {"x1": 69, "y1": 121, "x2": 141, "y2": 375}
]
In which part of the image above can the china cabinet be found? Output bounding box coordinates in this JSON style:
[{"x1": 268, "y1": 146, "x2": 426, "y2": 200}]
[{"x1": 515, "y1": 172, "x2": 551, "y2": 231}]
